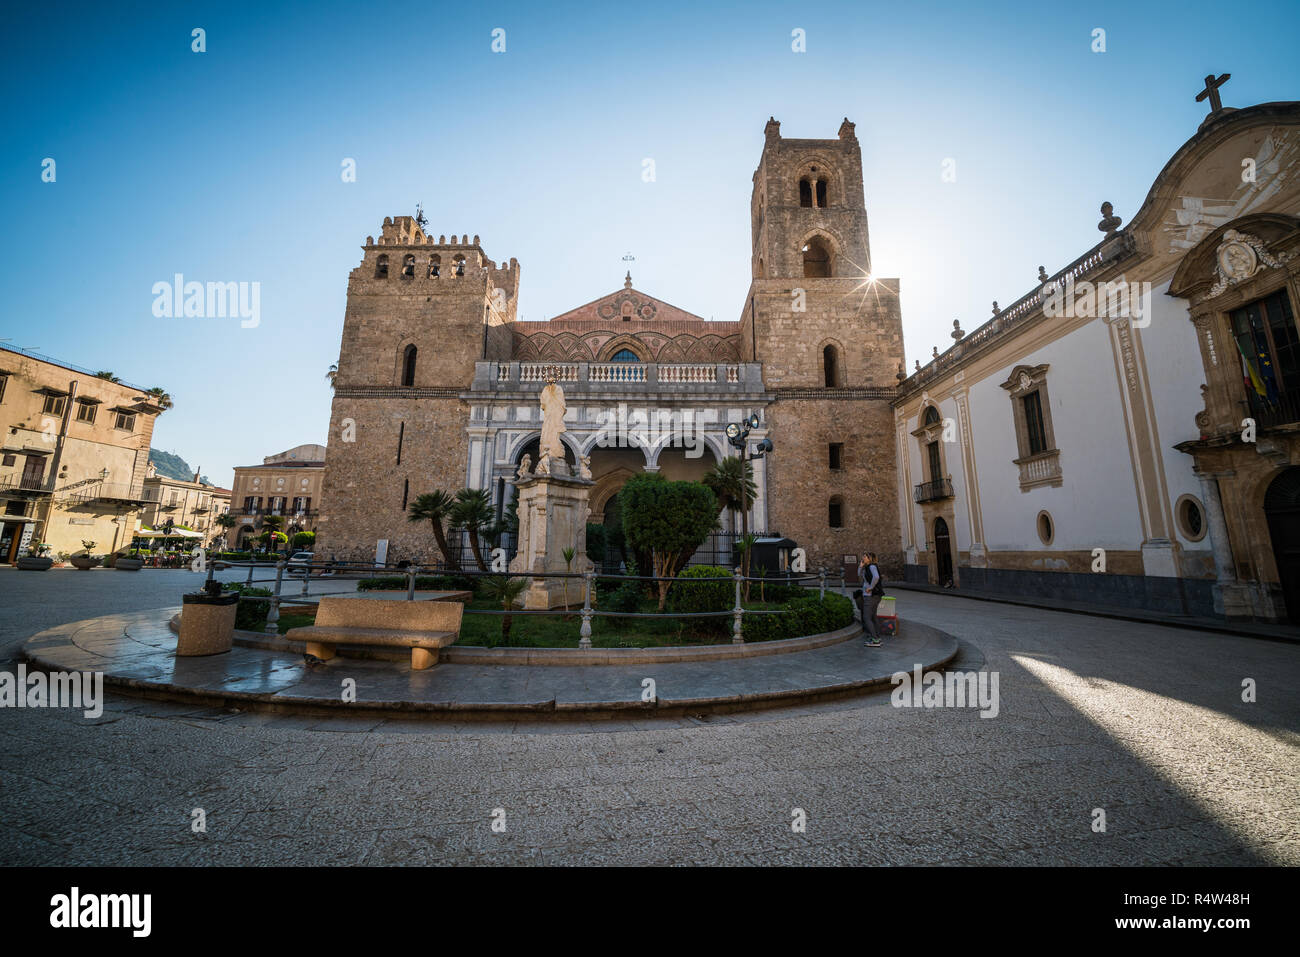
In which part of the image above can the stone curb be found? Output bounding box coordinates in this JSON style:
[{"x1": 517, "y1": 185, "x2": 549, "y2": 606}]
[{"x1": 42, "y1": 615, "x2": 958, "y2": 721}]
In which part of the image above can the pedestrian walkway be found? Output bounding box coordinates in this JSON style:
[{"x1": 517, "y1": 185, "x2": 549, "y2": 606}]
[
  {"x1": 22, "y1": 608, "x2": 958, "y2": 718},
  {"x1": 890, "y1": 581, "x2": 1300, "y2": 643}
]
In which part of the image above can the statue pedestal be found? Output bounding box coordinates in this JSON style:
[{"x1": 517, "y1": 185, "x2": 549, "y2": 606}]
[{"x1": 510, "y1": 457, "x2": 593, "y2": 610}]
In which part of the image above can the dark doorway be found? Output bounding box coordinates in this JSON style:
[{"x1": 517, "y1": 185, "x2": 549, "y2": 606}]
[
  {"x1": 934, "y1": 517, "x2": 953, "y2": 586},
  {"x1": 0, "y1": 522, "x2": 21, "y2": 563},
  {"x1": 1264, "y1": 467, "x2": 1300, "y2": 622}
]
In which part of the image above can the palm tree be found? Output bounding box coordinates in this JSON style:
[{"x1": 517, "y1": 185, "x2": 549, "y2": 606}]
[
  {"x1": 94, "y1": 371, "x2": 121, "y2": 382},
  {"x1": 450, "y1": 488, "x2": 494, "y2": 571},
  {"x1": 145, "y1": 387, "x2": 173, "y2": 410},
  {"x1": 326, "y1": 363, "x2": 338, "y2": 390},
  {"x1": 407, "y1": 491, "x2": 459, "y2": 570},
  {"x1": 704, "y1": 455, "x2": 759, "y2": 595},
  {"x1": 213, "y1": 512, "x2": 236, "y2": 549},
  {"x1": 480, "y1": 575, "x2": 529, "y2": 646}
]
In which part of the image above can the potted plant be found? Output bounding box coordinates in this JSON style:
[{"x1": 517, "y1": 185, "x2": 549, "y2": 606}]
[
  {"x1": 70, "y1": 540, "x2": 103, "y2": 570},
  {"x1": 17, "y1": 542, "x2": 54, "y2": 571}
]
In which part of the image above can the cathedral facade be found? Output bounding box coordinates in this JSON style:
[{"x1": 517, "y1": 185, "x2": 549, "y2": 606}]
[{"x1": 317, "y1": 119, "x2": 905, "y2": 576}]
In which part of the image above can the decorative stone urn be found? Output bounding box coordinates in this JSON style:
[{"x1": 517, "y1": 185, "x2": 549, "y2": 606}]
[
  {"x1": 17, "y1": 556, "x2": 53, "y2": 571},
  {"x1": 177, "y1": 582, "x2": 238, "y2": 656},
  {"x1": 70, "y1": 555, "x2": 102, "y2": 570}
]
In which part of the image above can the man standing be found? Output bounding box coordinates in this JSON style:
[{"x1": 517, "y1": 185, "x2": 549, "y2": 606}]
[{"x1": 859, "y1": 552, "x2": 884, "y2": 648}]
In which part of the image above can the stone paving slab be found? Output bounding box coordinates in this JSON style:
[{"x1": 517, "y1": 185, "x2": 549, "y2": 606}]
[{"x1": 22, "y1": 608, "x2": 958, "y2": 717}]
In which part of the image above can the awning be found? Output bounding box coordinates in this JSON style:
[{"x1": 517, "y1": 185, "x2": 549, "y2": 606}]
[{"x1": 0, "y1": 516, "x2": 39, "y2": 524}]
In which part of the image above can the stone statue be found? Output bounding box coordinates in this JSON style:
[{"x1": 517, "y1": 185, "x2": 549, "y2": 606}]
[
  {"x1": 516, "y1": 454, "x2": 531, "y2": 479},
  {"x1": 539, "y1": 378, "x2": 567, "y2": 461},
  {"x1": 578, "y1": 454, "x2": 592, "y2": 480}
]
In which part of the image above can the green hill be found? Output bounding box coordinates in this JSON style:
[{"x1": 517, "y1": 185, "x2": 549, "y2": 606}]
[{"x1": 150, "y1": 449, "x2": 211, "y2": 485}]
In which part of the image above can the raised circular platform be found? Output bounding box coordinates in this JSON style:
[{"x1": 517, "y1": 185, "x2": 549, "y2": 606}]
[{"x1": 22, "y1": 607, "x2": 960, "y2": 719}]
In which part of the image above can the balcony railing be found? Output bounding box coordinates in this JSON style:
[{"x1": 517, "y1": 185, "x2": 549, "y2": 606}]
[
  {"x1": 60, "y1": 482, "x2": 152, "y2": 506},
  {"x1": 484, "y1": 361, "x2": 758, "y2": 392},
  {"x1": 1015, "y1": 450, "x2": 1063, "y2": 489},
  {"x1": 0, "y1": 474, "x2": 51, "y2": 495},
  {"x1": 1246, "y1": 389, "x2": 1300, "y2": 431},
  {"x1": 914, "y1": 478, "x2": 955, "y2": 503}
]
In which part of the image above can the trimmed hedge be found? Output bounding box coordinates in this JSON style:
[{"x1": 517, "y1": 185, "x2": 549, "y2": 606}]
[
  {"x1": 357, "y1": 574, "x2": 475, "y2": 593},
  {"x1": 223, "y1": 583, "x2": 272, "y2": 630},
  {"x1": 741, "y1": 593, "x2": 855, "y2": 642},
  {"x1": 667, "y1": 565, "x2": 733, "y2": 635}
]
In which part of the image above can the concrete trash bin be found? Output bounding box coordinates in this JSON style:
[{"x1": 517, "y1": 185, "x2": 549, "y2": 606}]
[{"x1": 178, "y1": 591, "x2": 239, "y2": 656}]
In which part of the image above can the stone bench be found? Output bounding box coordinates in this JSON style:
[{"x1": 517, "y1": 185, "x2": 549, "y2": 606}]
[{"x1": 285, "y1": 596, "x2": 464, "y2": 670}]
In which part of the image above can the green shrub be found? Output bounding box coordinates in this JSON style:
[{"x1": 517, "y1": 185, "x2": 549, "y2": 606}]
[
  {"x1": 357, "y1": 574, "x2": 474, "y2": 592},
  {"x1": 741, "y1": 593, "x2": 854, "y2": 642},
  {"x1": 667, "y1": 565, "x2": 733, "y2": 635},
  {"x1": 224, "y1": 584, "x2": 272, "y2": 630}
]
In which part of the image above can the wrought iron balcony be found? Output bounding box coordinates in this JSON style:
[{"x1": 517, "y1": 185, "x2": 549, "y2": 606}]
[
  {"x1": 1246, "y1": 389, "x2": 1300, "y2": 431},
  {"x1": 60, "y1": 482, "x2": 152, "y2": 506},
  {"x1": 0, "y1": 474, "x2": 51, "y2": 496},
  {"x1": 913, "y1": 478, "x2": 954, "y2": 503}
]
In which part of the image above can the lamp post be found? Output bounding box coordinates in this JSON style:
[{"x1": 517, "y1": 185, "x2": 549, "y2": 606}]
[{"x1": 724, "y1": 412, "x2": 774, "y2": 581}]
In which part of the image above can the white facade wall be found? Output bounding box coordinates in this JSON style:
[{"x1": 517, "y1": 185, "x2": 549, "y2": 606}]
[
  {"x1": 1139, "y1": 275, "x2": 1210, "y2": 548},
  {"x1": 964, "y1": 318, "x2": 1143, "y2": 553}
]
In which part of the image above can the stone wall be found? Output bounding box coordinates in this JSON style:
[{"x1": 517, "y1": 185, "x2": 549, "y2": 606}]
[
  {"x1": 764, "y1": 396, "x2": 902, "y2": 579},
  {"x1": 315, "y1": 393, "x2": 469, "y2": 562}
]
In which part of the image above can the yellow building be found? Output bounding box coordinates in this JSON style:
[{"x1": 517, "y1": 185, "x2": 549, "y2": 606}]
[
  {"x1": 0, "y1": 346, "x2": 167, "y2": 562},
  {"x1": 138, "y1": 463, "x2": 232, "y2": 546},
  {"x1": 228, "y1": 444, "x2": 325, "y2": 551}
]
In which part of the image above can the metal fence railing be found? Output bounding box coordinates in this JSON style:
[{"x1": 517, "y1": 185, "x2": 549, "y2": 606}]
[{"x1": 201, "y1": 558, "x2": 855, "y2": 647}]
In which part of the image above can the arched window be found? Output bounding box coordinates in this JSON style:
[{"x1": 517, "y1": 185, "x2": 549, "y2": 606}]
[
  {"x1": 799, "y1": 178, "x2": 813, "y2": 208},
  {"x1": 401, "y1": 345, "x2": 417, "y2": 387},
  {"x1": 429, "y1": 254, "x2": 441, "y2": 278},
  {"x1": 816, "y1": 179, "x2": 828, "y2": 207},
  {"x1": 453, "y1": 254, "x2": 466, "y2": 277},
  {"x1": 923, "y1": 405, "x2": 941, "y2": 426},
  {"x1": 828, "y1": 496, "x2": 845, "y2": 528},
  {"x1": 375, "y1": 254, "x2": 389, "y2": 279},
  {"x1": 823, "y1": 344, "x2": 840, "y2": 387},
  {"x1": 803, "y1": 237, "x2": 832, "y2": 278},
  {"x1": 610, "y1": 349, "x2": 640, "y2": 362},
  {"x1": 401, "y1": 254, "x2": 415, "y2": 278}
]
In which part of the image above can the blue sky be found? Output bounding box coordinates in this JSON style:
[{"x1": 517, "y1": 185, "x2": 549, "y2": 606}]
[{"x1": 3, "y1": 0, "x2": 1298, "y2": 487}]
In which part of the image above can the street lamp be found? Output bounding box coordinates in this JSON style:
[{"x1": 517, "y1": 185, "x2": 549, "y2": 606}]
[{"x1": 724, "y1": 413, "x2": 774, "y2": 575}]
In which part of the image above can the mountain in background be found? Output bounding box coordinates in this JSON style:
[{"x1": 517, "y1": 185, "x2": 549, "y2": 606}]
[{"x1": 150, "y1": 448, "x2": 212, "y2": 486}]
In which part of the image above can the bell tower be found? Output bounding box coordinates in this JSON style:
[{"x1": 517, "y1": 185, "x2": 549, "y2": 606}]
[
  {"x1": 739, "y1": 116, "x2": 904, "y2": 576},
  {"x1": 750, "y1": 116, "x2": 872, "y2": 282},
  {"x1": 741, "y1": 117, "x2": 902, "y2": 389}
]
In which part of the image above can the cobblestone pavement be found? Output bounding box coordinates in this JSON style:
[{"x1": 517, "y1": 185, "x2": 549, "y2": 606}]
[{"x1": 0, "y1": 568, "x2": 1297, "y2": 865}]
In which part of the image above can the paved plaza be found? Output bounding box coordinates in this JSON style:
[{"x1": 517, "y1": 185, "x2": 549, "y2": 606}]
[{"x1": 0, "y1": 567, "x2": 1297, "y2": 865}]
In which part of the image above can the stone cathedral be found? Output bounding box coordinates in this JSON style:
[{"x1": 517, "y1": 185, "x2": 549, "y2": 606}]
[{"x1": 317, "y1": 118, "x2": 906, "y2": 576}]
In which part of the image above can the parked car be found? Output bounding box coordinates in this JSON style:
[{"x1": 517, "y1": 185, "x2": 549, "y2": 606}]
[{"x1": 287, "y1": 551, "x2": 314, "y2": 576}]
